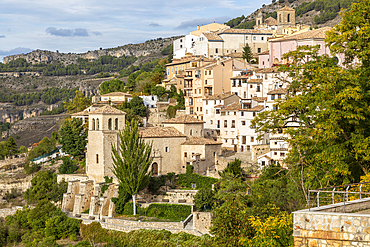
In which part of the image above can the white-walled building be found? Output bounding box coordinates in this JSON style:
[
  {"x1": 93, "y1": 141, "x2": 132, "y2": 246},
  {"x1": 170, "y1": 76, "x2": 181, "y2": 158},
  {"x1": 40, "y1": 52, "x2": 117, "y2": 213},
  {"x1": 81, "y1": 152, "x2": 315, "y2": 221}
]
[{"x1": 139, "y1": 95, "x2": 158, "y2": 108}]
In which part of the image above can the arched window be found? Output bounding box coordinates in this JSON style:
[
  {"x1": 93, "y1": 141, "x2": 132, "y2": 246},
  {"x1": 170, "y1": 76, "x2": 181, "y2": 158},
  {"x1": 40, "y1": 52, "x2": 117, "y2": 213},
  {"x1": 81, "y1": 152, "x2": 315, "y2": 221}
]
[
  {"x1": 190, "y1": 129, "x2": 193, "y2": 136},
  {"x1": 287, "y1": 14, "x2": 290, "y2": 23},
  {"x1": 92, "y1": 118, "x2": 95, "y2": 130},
  {"x1": 279, "y1": 14, "x2": 282, "y2": 23},
  {"x1": 96, "y1": 118, "x2": 99, "y2": 130},
  {"x1": 115, "y1": 118, "x2": 118, "y2": 130},
  {"x1": 96, "y1": 154, "x2": 99, "y2": 164},
  {"x1": 152, "y1": 163, "x2": 158, "y2": 176},
  {"x1": 108, "y1": 118, "x2": 112, "y2": 130}
]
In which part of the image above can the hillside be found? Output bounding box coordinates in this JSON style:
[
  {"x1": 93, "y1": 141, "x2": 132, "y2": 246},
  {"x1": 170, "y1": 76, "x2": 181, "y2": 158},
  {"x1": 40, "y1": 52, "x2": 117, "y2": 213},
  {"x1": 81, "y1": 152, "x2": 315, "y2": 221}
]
[
  {"x1": 2, "y1": 36, "x2": 179, "y2": 65},
  {"x1": 226, "y1": 0, "x2": 355, "y2": 29}
]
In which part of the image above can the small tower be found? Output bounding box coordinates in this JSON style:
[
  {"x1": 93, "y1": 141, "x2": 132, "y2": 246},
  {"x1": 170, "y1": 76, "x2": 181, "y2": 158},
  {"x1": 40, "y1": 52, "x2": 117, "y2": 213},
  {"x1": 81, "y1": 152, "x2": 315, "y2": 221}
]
[
  {"x1": 86, "y1": 105, "x2": 126, "y2": 183},
  {"x1": 256, "y1": 11, "x2": 264, "y2": 27},
  {"x1": 277, "y1": 6, "x2": 296, "y2": 34}
]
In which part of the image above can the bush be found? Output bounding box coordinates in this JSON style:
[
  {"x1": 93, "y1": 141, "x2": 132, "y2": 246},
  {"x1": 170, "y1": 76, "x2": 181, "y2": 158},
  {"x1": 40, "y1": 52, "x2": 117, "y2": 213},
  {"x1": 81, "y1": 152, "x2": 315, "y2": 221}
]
[
  {"x1": 24, "y1": 161, "x2": 41, "y2": 175},
  {"x1": 177, "y1": 173, "x2": 218, "y2": 190},
  {"x1": 58, "y1": 156, "x2": 78, "y2": 174},
  {"x1": 194, "y1": 188, "x2": 216, "y2": 211},
  {"x1": 121, "y1": 203, "x2": 192, "y2": 221}
]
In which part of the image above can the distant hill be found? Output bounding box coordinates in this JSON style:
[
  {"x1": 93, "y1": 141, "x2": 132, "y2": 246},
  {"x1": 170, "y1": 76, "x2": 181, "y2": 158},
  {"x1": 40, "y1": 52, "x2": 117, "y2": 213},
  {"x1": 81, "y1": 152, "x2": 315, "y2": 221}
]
[
  {"x1": 2, "y1": 36, "x2": 180, "y2": 66},
  {"x1": 225, "y1": 0, "x2": 355, "y2": 29}
]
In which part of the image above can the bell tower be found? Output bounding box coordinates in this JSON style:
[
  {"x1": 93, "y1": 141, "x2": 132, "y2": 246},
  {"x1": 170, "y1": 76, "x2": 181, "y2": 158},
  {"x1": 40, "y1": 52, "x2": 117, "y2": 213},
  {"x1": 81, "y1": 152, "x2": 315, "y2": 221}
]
[
  {"x1": 277, "y1": 6, "x2": 296, "y2": 34},
  {"x1": 86, "y1": 105, "x2": 126, "y2": 183}
]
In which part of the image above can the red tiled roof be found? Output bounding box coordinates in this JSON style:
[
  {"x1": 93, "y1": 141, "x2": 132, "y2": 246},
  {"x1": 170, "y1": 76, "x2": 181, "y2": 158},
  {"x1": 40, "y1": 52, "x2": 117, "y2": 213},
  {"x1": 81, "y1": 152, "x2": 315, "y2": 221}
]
[
  {"x1": 251, "y1": 97, "x2": 267, "y2": 102},
  {"x1": 270, "y1": 27, "x2": 332, "y2": 42},
  {"x1": 140, "y1": 127, "x2": 186, "y2": 138},
  {"x1": 240, "y1": 105, "x2": 265, "y2": 112},
  {"x1": 204, "y1": 92, "x2": 239, "y2": 100},
  {"x1": 162, "y1": 115, "x2": 205, "y2": 124},
  {"x1": 248, "y1": 79, "x2": 263, "y2": 83},
  {"x1": 71, "y1": 109, "x2": 90, "y2": 116},
  {"x1": 202, "y1": 32, "x2": 223, "y2": 41},
  {"x1": 101, "y1": 92, "x2": 132, "y2": 97},
  {"x1": 89, "y1": 105, "x2": 126, "y2": 115},
  {"x1": 182, "y1": 137, "x2": 222, "y2": 145},
  {"x1": 219, "y1": 29, "x2": 274, "y2": 35},
  {"x1": 267, "y1": 88, "x2": 287, "y2": 95}
]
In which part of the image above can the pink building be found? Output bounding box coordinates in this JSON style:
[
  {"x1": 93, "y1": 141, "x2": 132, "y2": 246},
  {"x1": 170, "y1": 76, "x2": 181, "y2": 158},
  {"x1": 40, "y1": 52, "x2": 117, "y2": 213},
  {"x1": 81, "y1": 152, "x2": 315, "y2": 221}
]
[{"x1": 259, "y1": 27, "x2": 332, "y2": 68}]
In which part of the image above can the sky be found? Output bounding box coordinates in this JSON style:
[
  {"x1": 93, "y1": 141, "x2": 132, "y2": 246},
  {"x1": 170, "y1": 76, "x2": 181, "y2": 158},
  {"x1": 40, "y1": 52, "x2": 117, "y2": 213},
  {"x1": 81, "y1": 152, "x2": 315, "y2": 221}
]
[{"x1": 0, "y1": 0, "x2": 271, "y2": 62}]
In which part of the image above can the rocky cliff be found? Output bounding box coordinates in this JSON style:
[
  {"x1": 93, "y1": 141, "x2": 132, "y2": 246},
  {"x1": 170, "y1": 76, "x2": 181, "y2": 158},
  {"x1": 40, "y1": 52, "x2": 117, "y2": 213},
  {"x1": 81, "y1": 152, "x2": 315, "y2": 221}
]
[{"x1": 3, "y1": 36, "x2": 180, "y2": 65}]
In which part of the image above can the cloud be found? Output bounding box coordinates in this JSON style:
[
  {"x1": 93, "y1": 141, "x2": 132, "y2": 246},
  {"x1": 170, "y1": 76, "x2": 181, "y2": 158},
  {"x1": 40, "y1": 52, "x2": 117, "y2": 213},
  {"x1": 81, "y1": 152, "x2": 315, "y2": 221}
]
[
  {"x1": 175, "y1": 16, "x2": 230, "y2": 29},
  {"x1": 92, "y1": 31, "x2": 102, "y2": 36},
  {"x1": 46, "y1": 27, "x2": 89, "y2": 37},
  {"x1": 0, "y1": 35, "x2": 5, "y2": 38},
  {"x1": 149, "y1": 23, "x2": 162, "y2": 27},
  {"x1": 0, "y1": 47, "x2": 33, "y2": 56}
]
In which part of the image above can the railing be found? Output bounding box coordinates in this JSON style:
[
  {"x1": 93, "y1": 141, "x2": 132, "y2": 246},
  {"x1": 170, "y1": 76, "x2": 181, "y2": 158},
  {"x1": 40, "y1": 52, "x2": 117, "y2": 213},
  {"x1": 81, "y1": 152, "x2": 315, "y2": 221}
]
[{"x1": 308, "y1": 181, "x2": 370, "y2": 211}]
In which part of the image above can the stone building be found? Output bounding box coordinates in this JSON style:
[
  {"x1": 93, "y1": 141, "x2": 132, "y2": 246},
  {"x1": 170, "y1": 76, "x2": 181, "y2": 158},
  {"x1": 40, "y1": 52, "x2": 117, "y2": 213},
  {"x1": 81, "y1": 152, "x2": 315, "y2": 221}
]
[{"x1": 86, "y1": 105, "x2": 126, "y2": 183}]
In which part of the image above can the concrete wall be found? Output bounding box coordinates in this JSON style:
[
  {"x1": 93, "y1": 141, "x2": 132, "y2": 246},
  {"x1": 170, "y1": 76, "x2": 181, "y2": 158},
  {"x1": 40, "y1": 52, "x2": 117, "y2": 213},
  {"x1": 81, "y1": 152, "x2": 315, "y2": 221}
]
[{"x1": 193, "y1": 212, "x2": 213, "y2": 235}]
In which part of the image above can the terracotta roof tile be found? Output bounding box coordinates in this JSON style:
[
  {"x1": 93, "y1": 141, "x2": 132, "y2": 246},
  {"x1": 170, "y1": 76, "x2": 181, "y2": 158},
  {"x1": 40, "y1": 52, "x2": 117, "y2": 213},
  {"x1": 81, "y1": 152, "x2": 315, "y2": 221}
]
[
  {"x1": 140, "y1": 127, "x2": 186, "y2": 138},
  {"x1": 251, "y1": 97, "x2": 267, "y2": 102},
  {"x1": 255, "y1": 67, "x2": 279, "y2": 73},
  {"x1": 265, "y1": 17, "x2": 277, "y2": 26},
  {"x1": 182, "y1": 137, "x2": 222, "y2": 145},
  {"x1": 279, "y1": 6, "x2": 294, "y2": 11},
  {"x1": 89, "y1": 105, "x2": 126, "y2": 115},
  {"x1": 258, "y1": 50, "x2": 270, "y2": 55},
  {"x1": 270, "y1": 27, "x2": 332, "y2": 42},
  {"x1": 162, "y1": 115, "x2": 205, "y2": 124},
  {"x1": 248, "y1": 79, "x2": 263, "y2": 83},
  {"x1": 71, "y1": 109, "x2": 90, "y2": 116},
  {"x1": 221, "y1": 102, "x2": 241, "y2": 111},
  {"x1": 240, "y1": 105, "x2": 265, "y2": 112},
  {"x1": 204, "y1": 92, "x2": 239, "y2": 100},
  {"x1": 231, "y1": 75, "x2": 249, "y2": 79},
  {"x1": 267, "y1": 88, "x2": 287, "y2": 95},
  {"x1": 219, "y1": 28, "x2": 274, "y2": 35},
  {"x1": 202, "y1": 32, "x2": 223, "y2": 41},
  {"x1": 101, "y1": 92, "x2": 132, "y2": 97}
]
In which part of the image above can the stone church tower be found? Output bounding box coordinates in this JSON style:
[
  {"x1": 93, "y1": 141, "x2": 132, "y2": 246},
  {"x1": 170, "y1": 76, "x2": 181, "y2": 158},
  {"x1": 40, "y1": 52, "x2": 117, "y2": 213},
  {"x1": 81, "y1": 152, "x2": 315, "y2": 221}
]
[
  {"x1": 277, "y1": 6, "x2": 296, "y2": 34},
  {"x1": 256, "y1": 11, "x2": 265, "y2": 27},
  {"x1": 86, "y1": 105, "x2": 126, "y2": 183}
]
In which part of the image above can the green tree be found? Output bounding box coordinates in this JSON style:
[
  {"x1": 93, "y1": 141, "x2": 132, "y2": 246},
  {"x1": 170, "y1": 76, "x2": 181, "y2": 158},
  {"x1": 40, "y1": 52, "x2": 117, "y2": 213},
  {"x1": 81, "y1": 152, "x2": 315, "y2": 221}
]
[
  {"x1": 111, "y1": 120, "x2": 153, "y2": 215},
  {"x1": 59, "y1": 118, "x2": 88, "y2": 159},
  {"x1": 24, "y1": 171, "x2": 67, "y2": 203},
  {"x1": 6, "y1": 137, "x2": 17, "y2": 155},
  {"x1": 242, "y1": 44, "x2": 253, "y2": 63},
  {"x1": 219, "y1": 158, "x2": 244, "y2": 178},
  {"x1": 252, "y1": 43, "x2": 370, "y2": 200},
  {"x1": 130, "y1": 96, "x2": 147, "y2": 117},
  {"x1": 64, "y1": 90, "x2": 91, "y2": 114},
  {"x1": 58, "y1": 156, "x2": 78, "y2": 174},
  {"x1": 194, "y1": 188, "x2": 216, "y2": 211}
]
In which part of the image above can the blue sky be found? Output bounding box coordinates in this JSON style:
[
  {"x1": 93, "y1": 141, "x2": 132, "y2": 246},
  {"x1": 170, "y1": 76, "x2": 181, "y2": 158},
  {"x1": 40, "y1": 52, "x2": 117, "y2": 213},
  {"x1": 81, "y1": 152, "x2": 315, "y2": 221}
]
[{"x1": 0, "y1": 0, "x2": 271, "y2": 62}]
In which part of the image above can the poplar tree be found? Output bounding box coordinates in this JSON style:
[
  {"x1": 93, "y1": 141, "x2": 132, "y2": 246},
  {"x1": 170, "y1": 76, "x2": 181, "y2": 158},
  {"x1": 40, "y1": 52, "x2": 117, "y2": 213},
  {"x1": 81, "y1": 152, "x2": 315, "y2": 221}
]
[
  {"x1": 111, "y1": 120, "x2": 152, "y2": 215},
  {"x1": 242, "y1": 44, "x2": 253, "y2": 63}
]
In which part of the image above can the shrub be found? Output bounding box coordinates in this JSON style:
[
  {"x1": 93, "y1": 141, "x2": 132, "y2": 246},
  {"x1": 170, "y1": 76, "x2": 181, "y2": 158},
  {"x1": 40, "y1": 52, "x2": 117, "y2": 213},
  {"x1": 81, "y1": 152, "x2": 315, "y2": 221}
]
[
  {"x1": 177, "y1": 173, "x2": 218, "y2": 190},
  {"x1": 58, "y1": 156, "x2": 78, "y2": 174},
  {"x1": 194, "y1": 188, "x2": 216, "y2": 211}
]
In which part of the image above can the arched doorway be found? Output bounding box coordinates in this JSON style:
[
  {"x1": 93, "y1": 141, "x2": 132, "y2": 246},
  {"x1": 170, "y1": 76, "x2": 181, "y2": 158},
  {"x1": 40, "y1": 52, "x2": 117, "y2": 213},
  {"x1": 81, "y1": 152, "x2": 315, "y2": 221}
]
[{"x1": 152, "y1": 162, "x2": 158, "y2": 176}]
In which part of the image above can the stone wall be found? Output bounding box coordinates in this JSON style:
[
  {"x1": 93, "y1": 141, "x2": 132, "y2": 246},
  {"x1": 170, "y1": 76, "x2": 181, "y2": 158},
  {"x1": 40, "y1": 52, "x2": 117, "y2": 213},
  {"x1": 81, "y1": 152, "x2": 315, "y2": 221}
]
[
  {"x1": 0, "y1": 206, "x2": 23, "y2": 218},
  {"x1": 251, "y1": 144, "x2": 270, "y2": 161},
  {"x1": 193, "y1": 212, "x2": 213, "y2": 235},
  {"x1": 293, "y1": 198, "x2": 370, "y2": 246}
]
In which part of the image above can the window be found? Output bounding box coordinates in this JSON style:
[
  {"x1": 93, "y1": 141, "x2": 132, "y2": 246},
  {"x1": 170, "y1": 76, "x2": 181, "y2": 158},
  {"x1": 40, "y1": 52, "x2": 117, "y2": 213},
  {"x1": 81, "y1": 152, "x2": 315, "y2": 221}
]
[
  {"x1": 200, "y1": 107, "x2": 202, "y2": 112},
  {"x1": 242, "y1": 121, "x2": 246, "y2": 125},
  {"x1": 261, "y1": 37, "x2": 264, "y2": 41},
  {"x1": 287, "y1": 14, "x2": 290, "y2": 23},
  {"x1": 251, "y1": 137, "x2": 254, "y2": 142},
  {"x1": 165, "y1": 147, "x2": 169, "y2": 152},
  {"x1": 180, "y1": 39, "x2": 182, "y2": 42},
  {"x1": 241, "y1": 112, "x2": 244, "y2": 116},
  {"x1": 231, "y1": 120, "x2": 235, "y2": 128},
  {"x1": 216, "y1": 109, "x2": 220, "y2": 114},
  {"x1": 210, "y1": 120, "x2": 213, "y2": 124},
  {"x1": 206, "y1": 110, "x2": 208, "y2": 114},
  {"x1": 278, "y1": 129, "x2": 283, "y2": 134},
  {"x1": 205, "y1": 71, "x2": 207, "y2": 75},
  {"x1": 257, "y1": 85, "x2": 260, "y2": 92},
  {"x1": 242, "y1": 136, "x2": 246, "y2": 144},
  {"x1": 108, "y1": 118, "x2": 112, "y2": 130},
  {"x1": 190, "y1": 129, "x2": 193, "y2": 135},
  {"x1": 96, "y1": 118, "x2": 99, "y2": 130},
  {"x1": 190, "y1": 108, "x2": 194, "y2": 114},
  {"x1": 253, "y1": 112, "x2": 256, "y2": 117},
  {"x1": 224, "y1": 120, "x2": 227, "y2": 128},
  {"x1": 217, "y1": 120, "x2": 220, "y2": 128},
  {"x1": 271, "y1": 95, "x2": 275, "y2": 100},
  {"x1": 92, "y1": 118, "x2": 95, "y2": 130},
  {"x1": 250, "y1": 85, "x2": 253, "y2": 88},
  {"x1": 258, "y1": 48, "x2": 261, "y2": 53},
  {"x1": 205, "y1": 80, "x2": 207, "y2": 85},
  {"x1": 209, "y1": 71, "x2": 211, "y2": 75},
  {"x1": 213, "y1": 152, "x2": 216, "y2": 157},
  {"x1": 115, "y1": 118, "x2": 118, "y2": 130},
  {"x1": 253, "y1": 36, "x2": 256, "y2": 41},
  {"x1": 278, "y1": 94, "x2": 282, "y2": 99},
  {"x1": 96, "y1": 154, "x2": 99, "y2": 164},
  {"x1": 263, "y1": 61, "x2": 265, "y2": 65},
  {"x1": 275, "y1": 142, "x2": 278, "y2": 145},
  {"x1": 262, "y1": 161, "x2": 265, "y2": 166},
  {"x1": 246, "y1": 36, "x2": 248, "y2": 40},
  {"x1": 180, "y1": 45, "x2": 182, "y2": 48},
  {"x1": 206, "y1": 100, "x2": 208, "y2": 105},
  {"x1": 280, "y1": 152, "x2": 285, "y2": 157},
  {"x1": 215, "y1": 48, "x2": 218, "y2": 53},
  {"x1": 274, "y1": 152, "x2": 278, "y2": 155},
  {"x1": 234, "y1": 112, "x2": 236, "y2": 115}
]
